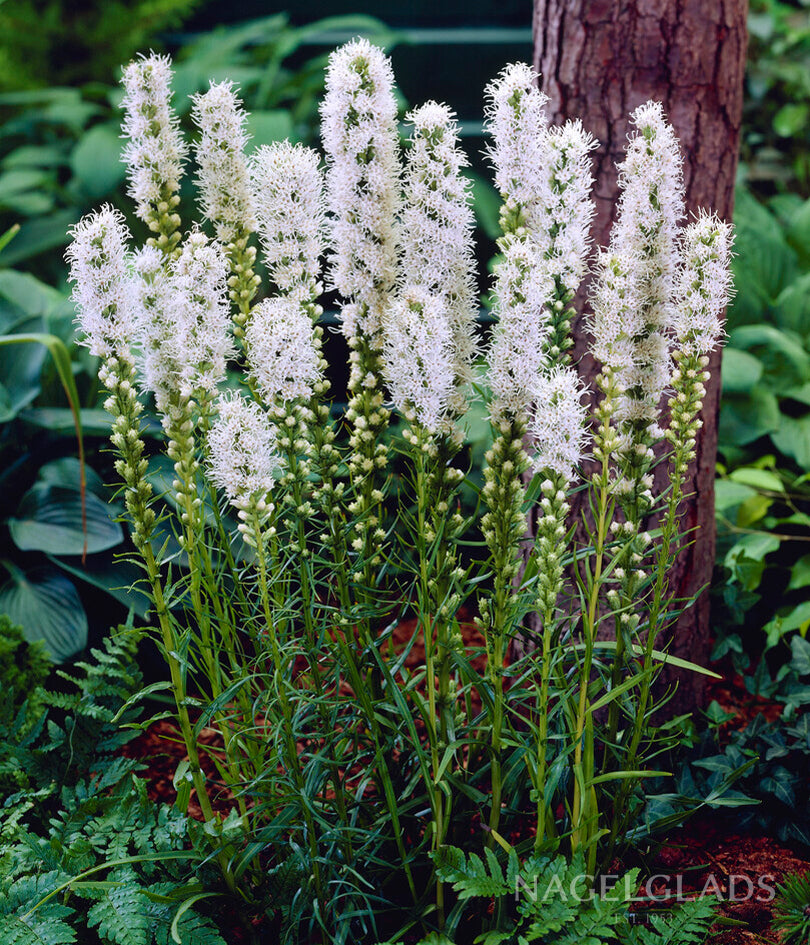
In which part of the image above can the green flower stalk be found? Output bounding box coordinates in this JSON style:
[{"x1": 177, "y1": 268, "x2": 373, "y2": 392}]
[
  {"x1": 525, "y1": 366, "x2": 588, "y2": 849},
  {"x1": 613, "y1": 211, "x2": 733, "y2": 841},
  {"x1": 66, "y1": 207, "x2": 230, "y2": 887}
]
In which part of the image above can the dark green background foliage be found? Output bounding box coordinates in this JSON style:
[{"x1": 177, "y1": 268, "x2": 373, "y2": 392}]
[{"x1": 0, "y1": 0, "x2": 203, "y2": 90}]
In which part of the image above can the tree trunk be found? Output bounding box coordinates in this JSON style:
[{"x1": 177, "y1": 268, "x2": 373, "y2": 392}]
[{"x1": 529, "y1": 0, "x2": 748, "y2": 712}]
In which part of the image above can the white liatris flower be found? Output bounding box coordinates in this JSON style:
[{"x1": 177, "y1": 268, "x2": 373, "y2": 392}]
[
  {"x1": 484, "y1": 62, "x2": 548, "y2": 212},
  {"x1": 384, "y1": 287, "x2": 455, "y2": 434},
  {"x1": 529, "y1": 120, "x2": 598, "y2": 296},
  {"x1": 246, "y1": 298, "x2": 321, "y2": 404},
  {"x1": 207, "y1": 391, "x2": 277, "y2": 506},
  {"x1": 320, "y1": 38, "x2": 400, "y2": 342},
  {"x1": 249, "y1": 142, "x2": 325, "y2": 301},
  {"x1": 169, "y1": 229, "x2": 234, "y2": 399},
  {"x1": 673, "y1": 211, "x2": 734, "y2": 355},
  {"x1": 529, "y1": 366, "x2": 589, "y2": 483},
  {"x1": 487, "y1": 239, "x2": 554, "y2": 421},
  {"x1": 132, "y1": 244, "x2": 175, "y2": 411},
  {"x1": 66, "y1": 205, "x2": 137, "y2": 358},
  {"x1": 190, "y1": 81, "x2": 256, "y2": 243},
  {"x1": 120, "y1": 53, "x2": 187, "y2": 223},
  {"x1": 588, "y1": 250, "x2": 639, "y2": 377},
  {"x1": 591, "y1": 102, "x2": 685, "y2": 440},
  {"x1": 612, "y1": 101, "x2": 684, "y2": 332},
  {"x1": 401, "y1": 101, "x2": 478, "y2": 417}
]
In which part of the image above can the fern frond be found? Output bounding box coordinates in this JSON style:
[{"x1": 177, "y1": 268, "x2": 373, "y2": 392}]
[
  {"x1": 0, "y1": 915, "x2": 77, "y2": 945},
  {"x1": 85, "y1": 868, "x2": 151, "y2": 945},
  {"x1": 629, "y1": 898, "x2": 716, "y2": 945},
  {"x1": 433, "y1": 847, "x2": 510, "y2": 901}
]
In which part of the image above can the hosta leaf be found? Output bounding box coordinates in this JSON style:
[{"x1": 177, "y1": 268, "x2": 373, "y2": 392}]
[
  {"x1": 0, "y1": 567, "x2": 87, "y2": 662},
  {"x1": 70, "y1": 124, "x2": 126, "y2": 199},
  {"x1": 8, "y1": 483, "x2": 122, "y2": 556}
]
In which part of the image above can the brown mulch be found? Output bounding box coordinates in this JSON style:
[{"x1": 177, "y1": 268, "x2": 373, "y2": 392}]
[{"x1": 645, "y1": 817, "x2": 809, "y2": 943}]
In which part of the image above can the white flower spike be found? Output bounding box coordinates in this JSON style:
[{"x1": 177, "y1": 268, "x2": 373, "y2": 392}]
[
  {"x1": 191, "y1": 80, "x2": 256, "y2": 243},
  {"x1": 66, "y1": 205, "x2": 137, "y2": 359},
  {"x1": 120, "y1": 53, "x2": 187, "y2": 224}
]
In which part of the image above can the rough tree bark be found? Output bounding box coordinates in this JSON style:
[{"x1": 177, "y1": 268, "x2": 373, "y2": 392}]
[{"x1": 529, "y1": 0, "x2": 748, "y2": 712}]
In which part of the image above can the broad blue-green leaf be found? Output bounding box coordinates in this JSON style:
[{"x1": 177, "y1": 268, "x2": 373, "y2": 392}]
[
  {"x1": 21, "y1": 407, "x2": 114, "y2": 436},
  {"x1": 37, "y1": 456, "x2": 107, "y2": 498},
  {"x1": 0, "y1": 167, "x2": 49, "y2": 202},
  {"x1": 0, "y1": 567, "x2": 87, "y2": 662},
  {"x1": 0, "y1": 268, "x2": 64, "y2": 320},
  {"x1": 70, "y1": 123, "x2": 127, "y2": 199},
  {"x1": 49, "y1": 554, "x2": 149, "y2": 619},
  {"x1": 772, "y1": 414, "x2": 810, "y2": 469},
  {"x1": 0, "y1": 209, "x2": 77, "y2": 266},
  {"x1": 775, "y1": 273, "x2": 810, "y2": 337},
  {"x1": 245, "y1": 110, "x2": 294, "y2": 148},
  {"x1": 718, "y1": 387, "x2": 781, "y2": 447},
  {"x1": 721, "y1": 348, "x2": 763, "y2": 394},
  {"x1": 0, "y1": 324, "x2": 46, "y2": 420},
  {"x1": 731, "y1": 324, "x2": 810, "y2": 385},
  {"x1": 8, "y1": 483, "x2": 122, "y2": 555},
  {"x1": 786, "y1": 195, "x2": 810, "y2": 269}
]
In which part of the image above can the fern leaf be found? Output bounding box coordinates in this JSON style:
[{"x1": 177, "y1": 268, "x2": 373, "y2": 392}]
[
  {"x1": 433, "y1": 848, "x2": 509, "y2": 901},
  {"x1": 86, "y1": 869, "x2": 150, "y2": 945},
  {"x1": 0, "y1": 915, "x2": 77, "y2": 945},
  {"x1": 631, "y1": 899, "x2": 716, "y2": 945},
  {"x1": 152, "y1": 910, "x2": 226, "y2": 945}
]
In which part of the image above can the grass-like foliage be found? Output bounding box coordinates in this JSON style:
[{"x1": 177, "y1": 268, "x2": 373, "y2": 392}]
[
  {"x1": 62, "y1": 41, "x2": 733, "y2": 942},
  {"x1": 773, "y1": 871, "x2": 810, "y2": 945}
]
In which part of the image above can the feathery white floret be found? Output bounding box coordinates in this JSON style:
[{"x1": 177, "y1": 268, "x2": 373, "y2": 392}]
[
  {"x1": 529, "y1": 366, "x2": 589, "y2": 483},
  {"x1": 120, "y1": 53, "x2": 187, "y2": 222},
  {"x1": 207, "y1": 391, "x2": 277, "y2": 504},
  {"x1": 132, "y1": 244, "x2": 175, "y2": 411},
  {"x1": 401, "y1": 101, "x2": 478, "y2": 417},
  {"x1": 673, "y1": 211, "x2": 734, "y2": 355},
  {"x1": 487, "y1": 238, "x2": 554, "y2": 420},
  {"x1": 249, "y1": 142, "x2": 325, "y2": 301},
  {"x1": 246, "y1": 298, "x2": 321, "y2": 404},
  {"x1": 529, "y1": 120, "x2": 598, "y2": 295},
  {"x1": 590, "y1": 102, "x2": 685, "y2": 438},
  {"x1": 191, "y1": 81, "x2": 255, "y2": 242},
  {"x1": 383, "y1": 287, "x2": 455, "y2": 433},
  {"x1": 485, "y1": 62, "x2": 548, "y2": 211},
  {"x1": 169, "y1": 230, "x2": 234, "y2": 398},
  {"x1": 66, "y1": 206, "x2": 137, "y2": 358},
  {"x1": 320, "y1": 39, "x2": 400, "y2": 342},
  {"x1": 589, "y1": 248, "x2": 671, "y2": 433},
  {"x1": 612, "y1": 101, "x2": 684, "y2": 332}
]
